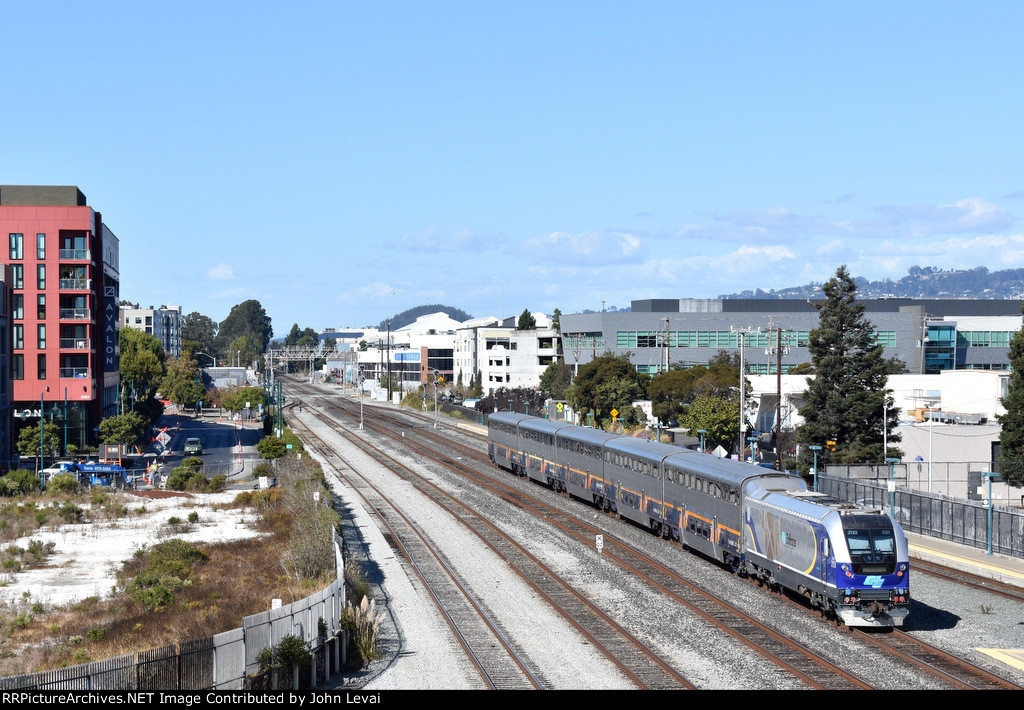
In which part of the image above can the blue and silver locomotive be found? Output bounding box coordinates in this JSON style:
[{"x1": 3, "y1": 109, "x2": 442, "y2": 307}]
[{"x1": 487, "y1": 412, "x2": 910, "y2": 627}]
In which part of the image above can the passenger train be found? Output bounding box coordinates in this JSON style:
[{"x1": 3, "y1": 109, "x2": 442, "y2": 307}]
[{"x1": 487, "y1": 412, "x2": 910, "y2": 627}]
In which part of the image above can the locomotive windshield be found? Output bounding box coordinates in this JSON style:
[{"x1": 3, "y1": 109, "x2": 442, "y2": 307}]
[{"x1": 842, "y1": 516, "x2": 897, "y2": 574}]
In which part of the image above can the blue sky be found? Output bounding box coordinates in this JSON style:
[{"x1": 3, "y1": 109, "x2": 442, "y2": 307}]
[{"x1": 4, "y1": 2, "x2": 1024, "y2": 334}]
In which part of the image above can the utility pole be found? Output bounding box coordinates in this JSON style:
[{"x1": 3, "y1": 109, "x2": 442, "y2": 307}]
[
  {"x1": 731, "y1": 325, "x2": 759, "y2": 459},
  {"x1": 663, "y1": 317, "x2": 671, "y2": 373},
  {"x1": 776, "y1": 327, "x2": 783, "y2": 469}
]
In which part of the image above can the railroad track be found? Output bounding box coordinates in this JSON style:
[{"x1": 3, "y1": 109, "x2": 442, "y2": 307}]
[
  {"x1": 287, "y1": 381, "x2": 875, "y2": 689},
  {"x1": 910, "y1": 557, "x2": 1024, "y2": 603},
  {"x1": 289, "y1": 407, "x2": 545, "y2": 689},
  {"x1": 849, "y1": 628, "x2": 1024, "y2": 690},
  {"x1": 289, "y1": 398, "x2": 695, "y2": 689},
  {"x1": 286, "y1": 379, "x2": 1024, "y2": 690}
]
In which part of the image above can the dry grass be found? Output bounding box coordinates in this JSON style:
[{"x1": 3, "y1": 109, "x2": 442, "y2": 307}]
[{"x1": 0, "y1": 484, "x2": 333, "y2": 676}]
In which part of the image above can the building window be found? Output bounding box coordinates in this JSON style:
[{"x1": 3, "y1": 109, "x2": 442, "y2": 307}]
[
  {"x1": 37, "y1": 233, "x2": 46, "y2": 259},
  {"x1": 12, "y1": 294, "x2": 23, "y2": 320},
  {"x1": 37, "y1": 295, "x2": 45, "y2": 320},
  {"x1": 37, "y1": 354, "x2": 46, "y2": 380},
  {"x1": 37, "y1": 264, "x2": 46, "y2": 290},
  {"x1": 38, "y1": 324, "x2": 46, "y2": 349},
  {"x1": 871, "y1": 330, "x2": 897, "y2": 348},
  {"x1": 12, "y1": 264, "x2": 22, "y2": 289},
  {"x1": 9, "y1": 233, "x2": 23, "y2": 260},
  {"x1": 13, "y1": 325, "x2": 23, "y2": 350},
  {"x1": 12, "y1": 355, "x2": 23, "y2": 380}
]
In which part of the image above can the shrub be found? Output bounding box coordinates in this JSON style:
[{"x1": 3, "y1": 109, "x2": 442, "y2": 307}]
[
  {"x1": 166, "y1": 466, "x2": 208, "y2": 492},
  {"x1": 0, "y1": 469, "x2": 40, "y2": 496},
  {"x1": 120, "y1": 539, "x2": 209, "y2": 611},
  {"x1": 207, "y1": 475, "x2": 227, "y2": 492},
  {"x1": 256, "y1": 634, "x2": 312, "y2": 686},
  {"x1": 343, "y1": 596, "x2": 383, "y2": 661},
  {"x1": 256, "y1": 437, "x2": 286, "y2": 460},
  {"x1": 57, "y1": 502, "x2": 85, "y2": 524},
  {"x1": 46, "y1": 473, "x2": 82, "y2": 496}
]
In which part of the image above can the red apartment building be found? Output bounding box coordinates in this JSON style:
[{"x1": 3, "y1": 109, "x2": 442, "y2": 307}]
[{"x1": 0, "y1": 186, "x2": 120, "y2": 460}]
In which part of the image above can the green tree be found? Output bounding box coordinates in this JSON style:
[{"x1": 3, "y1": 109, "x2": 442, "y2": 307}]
[
  {"x1": 98, "y1": 412, "x2": 148, "y2": 446},
  {"x1": 229, "y1": 334, "x2": 261, "y2": 370},
  {"x1": 648, "y1": 351, "x2": 745, "y2": 427},
  {"x1": 284, "y1": 323, "x2": 302, "y2": 347},
  {"x1": 796, "y1": 266, "x2": 903, "y2": 466},
  {"x1": 680, "y1": 395, "x2": 741, "y2": 453},
  {"x1": 182, "y1": 312, "x2": 218, "y2": 355},
  {"x1": 120, "y1": 328, "x2": 167, "y2": 408},
  {"x1": 517, "y1": 309, "x2": 536, "y2": 330},
  {"x1": 551, "y1": 308, "x2": 562, "y2": 332},
  {"x1": 216, "y1": 300, "x2": 273, "y2": 357},
  {"x1": 17, "y1": 421, "x2": 62, "y2": 463},
  {"x1": 162, "y1": 356, "x2": 206, "y2": 408},
  {"x1": 997, "y1": 303, "x2": 1024, "y2": 486},
  {"x1": 539, "y1": 359, "x2": 574, "y2": 401},
  {"x1": 565, "y1": 352, "x2": 649, "y2": 426},
  {"x1": 257, "y1": 436, "x2": 287, "y2": 459},
  {"x1": 220, "y1": 385, "x2": 266, "y2": 413}
]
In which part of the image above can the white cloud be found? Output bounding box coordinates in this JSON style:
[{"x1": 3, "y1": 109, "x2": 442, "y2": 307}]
[
  {"x1": 861, "y1": 198, "x2": 1014, "y2": 237},
  {"x1": 402, "y1": 228, "x2": 506, "y2": 253},
  {"x1": 207, "y1": 263, "x2": 235, "y2": 280},
  {"x1": 524, "y1": 230, "x2": 645, "y2": 265}
]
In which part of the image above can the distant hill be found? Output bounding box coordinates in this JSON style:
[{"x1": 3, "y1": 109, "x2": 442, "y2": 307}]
[
  {"x1": 380, "y1": 305, "x2": 473, "y2": 331},
  {"x1": 719, "y1": 266, "x2": 1024, "y2": 300}
]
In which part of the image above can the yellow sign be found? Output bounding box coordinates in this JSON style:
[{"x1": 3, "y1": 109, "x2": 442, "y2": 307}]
[{"x1": 611, "y1": 408, "x2": 619, "y2": 419}]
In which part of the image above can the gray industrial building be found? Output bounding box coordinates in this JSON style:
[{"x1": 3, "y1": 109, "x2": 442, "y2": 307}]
[{"x1": 559, "y1": 298, "x2": 1024, "y2": 375}]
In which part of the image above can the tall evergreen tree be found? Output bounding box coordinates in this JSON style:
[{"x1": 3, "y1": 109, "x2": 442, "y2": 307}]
[
  {"x1": 996, "y1": 304, "x2": 1024, "y2": 487},
  {"x1": 215, "y1": 300, "x2": 273, "y2": 357},
  {"x1": 796, "y1": 266, "x2": 902, "y2": 466}
]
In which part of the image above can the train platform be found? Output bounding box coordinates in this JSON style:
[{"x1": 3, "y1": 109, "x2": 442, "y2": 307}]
[
  {"x1": 906, "y1": 530, "x2": 1024, "y2": 674},
  {"x1": 906, "y1": 531, "x2": 1024, "y2": 589}
]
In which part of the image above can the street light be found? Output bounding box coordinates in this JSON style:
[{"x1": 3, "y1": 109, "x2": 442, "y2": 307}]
[
  {"x1": 39, "y1": 387, "x2": 48, "y2": 491},
  {"x1": 885, "y1": 457, "x2": 900, "y2": 517},
  {"x1": 984, "y1": 471, "x2": 999, "y2": 555},
  {"x1": 809, "y1": 445, "x2": 822, "y2": 492},
  {"x1": 195, "y1": 351, "x2": 216, "y2": 367},
  {"x1": 696, "y1": 429, "x2": 706, "y2": 453}
]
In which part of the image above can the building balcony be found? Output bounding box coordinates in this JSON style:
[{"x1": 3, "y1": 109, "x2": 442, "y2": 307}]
[
  {"x1": 59, "y1": 308, "x2": 92, "y2": 321},
  {"x1": 59, "y1": 367, "x2": 90, "y2": 379},
  {"x1": 59, "y1": 278, "x2": 91, "y2": 291},
  {"x1": 59, "y1": 338, "x2": 91, "y2": 350},
  {"x1": 59, "y1": 248, "x2": 91, "y2": 261}
]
